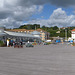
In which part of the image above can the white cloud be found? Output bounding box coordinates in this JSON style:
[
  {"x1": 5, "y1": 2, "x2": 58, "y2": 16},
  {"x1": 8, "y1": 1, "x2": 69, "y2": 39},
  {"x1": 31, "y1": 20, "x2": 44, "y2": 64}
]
[
  {"x1": 28, "y1": 8, "x2": 75, "y2": 27},
  {"x1": 38, "y1": 5, "x2": 44, "y2": 12},
  {"x1": 50, "y1": 8, "x2": 67, "y2": 19}
]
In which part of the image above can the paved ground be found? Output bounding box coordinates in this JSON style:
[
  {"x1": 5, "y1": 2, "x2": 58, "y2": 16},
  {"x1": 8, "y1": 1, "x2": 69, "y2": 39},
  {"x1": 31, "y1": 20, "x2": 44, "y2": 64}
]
[{"x1": 0, "y1": 43, "x2": 75, "y2": 75}]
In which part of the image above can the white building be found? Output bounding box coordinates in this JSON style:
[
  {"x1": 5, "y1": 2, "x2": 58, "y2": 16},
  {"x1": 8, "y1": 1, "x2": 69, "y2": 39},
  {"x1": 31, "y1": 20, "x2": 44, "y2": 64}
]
[{"x1": 71, "y1": 29, "x2": 75, "y2": 40}]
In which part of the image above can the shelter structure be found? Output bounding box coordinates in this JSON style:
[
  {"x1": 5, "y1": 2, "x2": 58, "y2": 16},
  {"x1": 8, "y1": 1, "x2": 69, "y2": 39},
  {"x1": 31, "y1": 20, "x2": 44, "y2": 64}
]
[
  {"x1": 0, "y1": 27, "x2": 41, "y2": 43},
  {"x1": 7, "y1": 28, "x2": 50, "y2": 41}
]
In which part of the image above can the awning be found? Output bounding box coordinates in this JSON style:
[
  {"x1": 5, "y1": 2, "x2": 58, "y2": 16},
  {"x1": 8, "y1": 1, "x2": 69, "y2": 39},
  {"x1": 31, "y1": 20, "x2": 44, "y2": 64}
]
[{"x1": 4, "y1": 31, "x2": 40, "y2": 38}]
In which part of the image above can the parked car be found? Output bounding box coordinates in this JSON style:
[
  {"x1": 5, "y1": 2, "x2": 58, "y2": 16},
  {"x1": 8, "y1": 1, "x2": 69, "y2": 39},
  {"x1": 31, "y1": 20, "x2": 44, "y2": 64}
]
[
  {"x1": 26, "y1": 43, "x2": 34, "y2": 47},
  {"x1": 52, "y1": 42, "x2": 57, "y2": 44}
]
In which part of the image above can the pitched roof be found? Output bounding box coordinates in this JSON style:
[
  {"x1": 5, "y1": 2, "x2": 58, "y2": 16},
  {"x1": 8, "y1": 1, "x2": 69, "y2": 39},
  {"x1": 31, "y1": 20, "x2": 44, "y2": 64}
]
[
  {"x1": 71, "y1": 29, "x2": 75, "y2": 31},
  {"x1": 6, "y1": 29, "x2": 27, "y2": 32},
  {"x1": 6, "y1": 28, "x2": 46, "y2": 32},
  {"x1": 4, "y1": 31, "x2": 40, "y2": 38}
]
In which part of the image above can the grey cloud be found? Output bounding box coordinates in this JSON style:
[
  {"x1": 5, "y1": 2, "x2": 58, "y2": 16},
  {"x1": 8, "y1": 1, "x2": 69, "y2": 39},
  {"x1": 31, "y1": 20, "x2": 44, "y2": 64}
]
[
  {"x1": 0, "y1": 9, "x2": 13, "y2": 19},
  {"x1": 0, "y1": 0, "x2": 75, "y2": 28},
  {"x1": 13, "y1": 5, "x2": 37, "y2": 21},
  {"x1": 17, "y1": 0, "x2": 46, "y2": 6},
  {"x1": 12, "y1": 0, "x2": 75, "y2": 7},
  {"x1": 48, "y1": 0, "x2": 75, "y2": 7},
  {"x1": 0, "y1": 0, "x2": 44, "y2": 28},
  {"x1": 0, "y1": 17, "x2": 22, "y2": 28}
]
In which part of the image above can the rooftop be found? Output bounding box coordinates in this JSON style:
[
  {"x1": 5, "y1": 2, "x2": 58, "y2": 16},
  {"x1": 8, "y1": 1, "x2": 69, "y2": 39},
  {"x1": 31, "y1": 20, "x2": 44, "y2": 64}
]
[
  {"x1": 71, "y1": 29, "x2": 75, "y2": 31},
  {"x1": 6, "y1": 28, "x2": 46, "y2": 32}
]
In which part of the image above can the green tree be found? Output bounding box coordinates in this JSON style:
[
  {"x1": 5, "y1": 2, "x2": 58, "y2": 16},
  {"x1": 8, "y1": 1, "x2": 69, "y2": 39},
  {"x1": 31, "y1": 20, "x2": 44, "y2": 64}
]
[
  {"x1": 53, "y1": 26, "x2": 59, "y2": 30},
  {"x1": 19, "y1": 24, "x2": 40, "y2": 30}
]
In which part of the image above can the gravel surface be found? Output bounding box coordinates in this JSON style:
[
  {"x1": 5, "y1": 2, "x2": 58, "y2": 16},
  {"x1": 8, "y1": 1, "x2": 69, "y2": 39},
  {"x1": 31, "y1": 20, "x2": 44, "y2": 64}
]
[{"x1": 0, "y1": 44, "x2": 75, "y2": 75}]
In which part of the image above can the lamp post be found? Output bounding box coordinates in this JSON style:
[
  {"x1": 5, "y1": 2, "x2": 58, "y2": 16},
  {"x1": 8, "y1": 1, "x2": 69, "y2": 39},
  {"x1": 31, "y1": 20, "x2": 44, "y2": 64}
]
[{"x1": 65, "y1": 29, "x2": 67, "y2": 41}]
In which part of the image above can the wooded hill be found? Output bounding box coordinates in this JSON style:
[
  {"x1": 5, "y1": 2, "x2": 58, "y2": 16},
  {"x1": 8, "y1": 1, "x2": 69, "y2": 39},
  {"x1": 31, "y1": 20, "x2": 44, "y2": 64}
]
[{"x1": 17, "y1": 24, "x2": 75, "y2": 37}]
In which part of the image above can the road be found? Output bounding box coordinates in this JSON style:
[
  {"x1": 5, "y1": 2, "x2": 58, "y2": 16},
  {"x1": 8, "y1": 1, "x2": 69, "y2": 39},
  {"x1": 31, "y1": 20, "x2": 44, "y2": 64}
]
[{"x1": 0, "y1": 44, "x2": 75, "y2": 75}]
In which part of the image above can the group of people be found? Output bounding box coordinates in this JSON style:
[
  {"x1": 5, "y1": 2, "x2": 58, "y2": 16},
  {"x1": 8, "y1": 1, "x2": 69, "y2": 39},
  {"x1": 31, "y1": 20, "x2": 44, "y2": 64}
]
[{"x1": 7, "y1": 39, "x2": 23, "y2": 47}]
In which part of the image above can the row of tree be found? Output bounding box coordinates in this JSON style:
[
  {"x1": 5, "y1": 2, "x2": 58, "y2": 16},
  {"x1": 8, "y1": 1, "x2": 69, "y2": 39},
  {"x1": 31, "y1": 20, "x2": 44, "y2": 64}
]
[
  {"x1": 19, "y1": 24, "x2": 40, "y2": 29},
  {"x1": 41, "y1": 26, "x2": 71, "y2": 37},
  {"x1": 18, "y1": 24, "x2": 75, "y2": 37}
]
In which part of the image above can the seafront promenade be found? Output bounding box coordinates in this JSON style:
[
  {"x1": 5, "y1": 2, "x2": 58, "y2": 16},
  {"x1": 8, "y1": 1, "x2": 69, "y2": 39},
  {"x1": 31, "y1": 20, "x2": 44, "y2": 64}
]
[{"x1": 0, "y1": 44, "x2": 75, "y2": 75}]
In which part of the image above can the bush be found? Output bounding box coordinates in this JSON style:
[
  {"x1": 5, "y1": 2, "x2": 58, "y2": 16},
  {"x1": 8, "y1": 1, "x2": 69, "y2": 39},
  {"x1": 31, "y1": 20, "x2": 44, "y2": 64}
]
[
  {"x1": 32, "y1": 42, "x2": 37, "y2": 45},
  {"x1": 0, "y1": 40, "x2": 4, "y2": 47},
  {"x1": 47, "y1": 42, "x2": 52, "y2": 45},
  {"x1": 44, "y1": 42, "x2": 52, "y2": 45}
]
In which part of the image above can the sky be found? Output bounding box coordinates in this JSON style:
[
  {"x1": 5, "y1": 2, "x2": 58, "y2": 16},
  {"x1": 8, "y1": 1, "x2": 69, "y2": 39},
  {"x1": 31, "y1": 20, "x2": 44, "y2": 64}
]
[{"x1": 0, "y1": 0, "x2": 75, "y2": 28}]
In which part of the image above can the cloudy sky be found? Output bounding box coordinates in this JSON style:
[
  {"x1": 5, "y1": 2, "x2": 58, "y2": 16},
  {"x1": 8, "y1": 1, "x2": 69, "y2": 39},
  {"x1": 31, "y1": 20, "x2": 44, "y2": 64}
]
[{"x1": 0, "y1": 0, "x2": 75, "y2": 28}]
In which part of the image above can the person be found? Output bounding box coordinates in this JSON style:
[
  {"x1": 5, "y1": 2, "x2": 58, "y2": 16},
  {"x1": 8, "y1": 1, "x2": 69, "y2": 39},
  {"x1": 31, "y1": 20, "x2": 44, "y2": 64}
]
[
  {"x1": 28, "y1": 41, "x2": 29, "y2": 43},
  {"x1": 20, "y1": 41, "x2": 23, "y2": 48},
  {"x1": 7, "y1": 39, "x2": 9, "y2": 47},
  {"x1": 20, "y1": 41, "x2": 23, "y2": 45},
  {"x1": 13, "y1": 41, "x2": 15, "y2": 46}
]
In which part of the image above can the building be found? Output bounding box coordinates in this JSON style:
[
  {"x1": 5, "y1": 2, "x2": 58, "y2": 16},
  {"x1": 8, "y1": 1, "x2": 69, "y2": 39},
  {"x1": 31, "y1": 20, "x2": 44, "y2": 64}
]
[
  {"x1": 7, "y1": 28, "x2": 50, "y2": 41},
  {"x1": 0, "y1": 27, "x2": 41, "y2": 43},
  {"x1": 0, "y1": 27, "x2": 7, "y2": 42},
  {"x1": 67, "y1": 29, "x2": 75, "y2": 42},
  {"x1": 0, "y1": 27, "x2": 50, "y2": 44},
  {"x1": 71, "y1": 29, "x2": 75, "y2": 39}
]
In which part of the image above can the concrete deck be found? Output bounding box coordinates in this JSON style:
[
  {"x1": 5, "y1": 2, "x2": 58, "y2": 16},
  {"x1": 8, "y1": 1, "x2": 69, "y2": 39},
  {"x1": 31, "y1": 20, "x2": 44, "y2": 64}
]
[{"x1": 0, "y1": 44, "x2": 75, "y2": 75}]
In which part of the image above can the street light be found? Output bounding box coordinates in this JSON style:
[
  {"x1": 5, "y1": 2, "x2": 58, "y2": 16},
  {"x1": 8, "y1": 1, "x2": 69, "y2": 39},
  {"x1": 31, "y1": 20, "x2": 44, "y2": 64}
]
[{"x1": 65, "y1": 28, "x2": 67, "y2": 41}]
